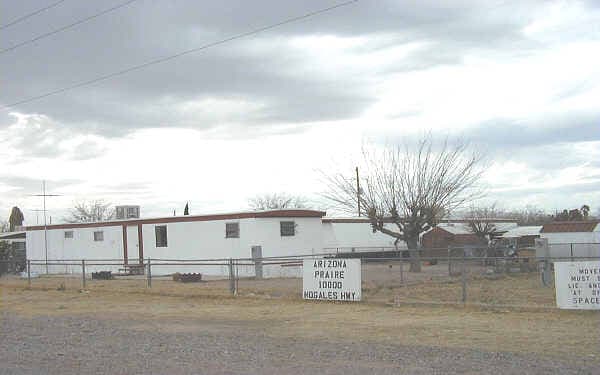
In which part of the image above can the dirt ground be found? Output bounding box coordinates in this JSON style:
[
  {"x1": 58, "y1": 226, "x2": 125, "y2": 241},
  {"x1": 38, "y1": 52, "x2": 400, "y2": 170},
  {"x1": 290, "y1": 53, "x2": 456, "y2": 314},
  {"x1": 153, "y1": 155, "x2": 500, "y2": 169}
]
[
  {"x1": 2, "y1": 264, "x2": 599, "y2": 374},
  {"x1": 1, "y1": 275, "x2": 600, "y2": 374}
]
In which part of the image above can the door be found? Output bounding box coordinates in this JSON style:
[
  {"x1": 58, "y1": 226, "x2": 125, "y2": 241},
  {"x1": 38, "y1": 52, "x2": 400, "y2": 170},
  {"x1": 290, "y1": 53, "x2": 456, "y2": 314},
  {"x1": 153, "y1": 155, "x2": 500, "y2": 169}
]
[
  {"x1": 251, "y1": 245, "x2": 263, "y2": 279},
  {"x1": 126, "y1": 226, "x2": 140, "y2": 264}
]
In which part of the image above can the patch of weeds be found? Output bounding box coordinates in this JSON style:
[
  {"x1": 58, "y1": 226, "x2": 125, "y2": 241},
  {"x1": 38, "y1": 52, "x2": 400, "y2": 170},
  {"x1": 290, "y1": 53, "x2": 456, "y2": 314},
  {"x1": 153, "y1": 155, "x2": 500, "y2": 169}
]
[{"x1": 56, "y1": 283, "x2": 66, "y2": 291}]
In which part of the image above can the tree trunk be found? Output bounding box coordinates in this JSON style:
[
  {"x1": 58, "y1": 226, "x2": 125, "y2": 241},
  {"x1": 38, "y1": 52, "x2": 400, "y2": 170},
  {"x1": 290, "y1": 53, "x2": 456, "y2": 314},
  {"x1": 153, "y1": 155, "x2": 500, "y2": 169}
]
[{"x1": 406, "y1": 237, "x2": 421, "y2": 272}]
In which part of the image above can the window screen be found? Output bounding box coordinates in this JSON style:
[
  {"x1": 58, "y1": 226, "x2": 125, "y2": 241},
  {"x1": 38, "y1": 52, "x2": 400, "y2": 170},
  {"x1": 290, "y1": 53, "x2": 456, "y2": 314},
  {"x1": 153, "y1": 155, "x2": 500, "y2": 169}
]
[
  {"x1": 93, "y1": 231, "x2": 104, "y2": 241},
  {"x1": 155, "y1": 225, "x2": 168, "y2": 247},
  {"x1": 280, "y1": 221, "x2": 295, "y2": 236},
  {"x1": 225, "y1": 222, "x2": 239, "y2": 238}
]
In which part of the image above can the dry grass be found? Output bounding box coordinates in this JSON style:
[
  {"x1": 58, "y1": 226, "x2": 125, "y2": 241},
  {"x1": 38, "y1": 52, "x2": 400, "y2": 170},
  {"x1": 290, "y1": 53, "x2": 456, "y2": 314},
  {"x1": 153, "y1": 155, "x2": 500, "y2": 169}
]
[
  {"x1": 1, "y1": 275, "x2": 599, "y2": 360},
  {"x1": 0, "y1": 267, "x2": 561, "y2": 308}
]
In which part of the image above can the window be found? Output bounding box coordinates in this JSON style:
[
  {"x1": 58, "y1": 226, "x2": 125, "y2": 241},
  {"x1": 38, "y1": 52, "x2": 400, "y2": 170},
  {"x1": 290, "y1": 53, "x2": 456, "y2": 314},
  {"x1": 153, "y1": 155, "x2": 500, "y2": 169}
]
[
  {"x1": 93, "y1": 231, "x2": 104, "y2": 242},
  {"x1": 280, "y1": 221, "x2": 295, "y2": 237},
  {"x1": 64, "y1": 231, "x2": 74, "y2": 239},
  {"x1": 225, "y1": 222, "x2": 239, "y2": 238},
  {"x1": 155, "y1": 225, "x2": 168, "y2": 247}
]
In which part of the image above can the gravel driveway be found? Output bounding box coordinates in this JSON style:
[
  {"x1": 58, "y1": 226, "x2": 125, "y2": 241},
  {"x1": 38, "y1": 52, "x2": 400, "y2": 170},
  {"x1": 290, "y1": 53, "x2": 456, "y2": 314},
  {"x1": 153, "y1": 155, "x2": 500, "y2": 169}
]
[{"x1": 0, "y1": 312, "x2": 596, "y2": 375}]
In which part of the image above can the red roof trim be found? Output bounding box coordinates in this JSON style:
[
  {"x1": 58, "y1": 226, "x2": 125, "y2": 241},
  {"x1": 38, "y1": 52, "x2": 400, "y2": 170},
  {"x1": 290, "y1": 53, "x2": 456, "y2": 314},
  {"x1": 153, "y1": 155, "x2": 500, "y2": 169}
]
[
  {"x1": 322, "y1": 218, "x2": 373, "y2": 224},
  {"x1": 322, "y1": 218, "x2": 517, "y2": 224},
  {"x1": 25, "y1": 209, "x2": 326, "y2": 231}
]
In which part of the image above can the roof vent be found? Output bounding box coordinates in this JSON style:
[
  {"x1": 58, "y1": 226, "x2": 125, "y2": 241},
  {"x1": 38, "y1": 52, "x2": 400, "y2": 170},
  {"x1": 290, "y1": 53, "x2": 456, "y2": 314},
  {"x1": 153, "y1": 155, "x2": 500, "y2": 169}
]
[{"x1": 116, "y1": 205, "x2": 140, "y2": 219}]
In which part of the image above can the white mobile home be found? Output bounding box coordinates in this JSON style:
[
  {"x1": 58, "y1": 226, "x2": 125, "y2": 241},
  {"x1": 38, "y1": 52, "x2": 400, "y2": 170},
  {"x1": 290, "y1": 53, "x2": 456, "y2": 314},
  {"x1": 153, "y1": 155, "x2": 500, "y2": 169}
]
[
  {"x1": 321, "y1": 218, "x2": 406, "y2": 252},
  {"x1": 25, "y1": 209, "x2": 326, "y2": 277}
]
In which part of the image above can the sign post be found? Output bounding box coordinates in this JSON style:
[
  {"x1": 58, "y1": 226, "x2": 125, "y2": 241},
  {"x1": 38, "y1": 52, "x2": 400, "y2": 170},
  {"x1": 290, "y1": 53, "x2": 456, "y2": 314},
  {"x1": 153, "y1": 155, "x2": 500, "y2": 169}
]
[
  {"x1": 554, "y1": 261, "x2": 600, "y2": 310},
  {"x1": 303, "y1": 258, "x2": 361, "y2": 302}
]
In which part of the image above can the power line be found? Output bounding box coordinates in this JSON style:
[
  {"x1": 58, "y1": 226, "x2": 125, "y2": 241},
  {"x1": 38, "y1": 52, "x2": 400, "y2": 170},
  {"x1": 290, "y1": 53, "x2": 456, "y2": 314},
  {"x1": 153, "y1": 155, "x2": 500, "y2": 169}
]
[
  {"x1": 3, "y1": 0, "x2": 359, "y2": 109},
  {"x1": 0, "y1": 0, "x2": 140, "y2": 55},
  {"x1": 0, "y1": 0, "x2": 68, "y2": 31}
]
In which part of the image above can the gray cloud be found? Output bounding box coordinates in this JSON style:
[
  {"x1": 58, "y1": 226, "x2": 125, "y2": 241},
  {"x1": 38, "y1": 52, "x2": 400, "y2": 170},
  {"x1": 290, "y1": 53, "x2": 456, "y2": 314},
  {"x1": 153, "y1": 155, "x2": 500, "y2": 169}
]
[
  {"x1": 1, "y1": 0, "x2": 599, "y2": 214},
  {"x1": 0, "y1": 113, "x2": 107, "y2": 160},
  {"x1": 1, "y1": 0, "x2": 575, "y2": 137},
  {"x1": 467, "y1": 114, "x2": 600, "y2": 148},
  {"x1": 0, "y1": 175, "x2": 81, "y2": 193}
]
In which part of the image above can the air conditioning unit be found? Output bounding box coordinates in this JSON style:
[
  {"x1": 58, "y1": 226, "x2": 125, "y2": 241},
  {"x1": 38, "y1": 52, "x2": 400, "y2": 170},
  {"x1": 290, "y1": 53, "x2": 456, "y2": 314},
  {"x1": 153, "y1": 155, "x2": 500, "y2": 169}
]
[{"x1": 116, "y1": 205, "x2": 140, "y2": 219}]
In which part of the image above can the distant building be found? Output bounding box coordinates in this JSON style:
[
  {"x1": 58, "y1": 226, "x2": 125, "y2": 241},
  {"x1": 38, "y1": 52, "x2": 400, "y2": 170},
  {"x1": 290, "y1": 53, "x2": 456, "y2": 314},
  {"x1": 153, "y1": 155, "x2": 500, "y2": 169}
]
[
  {"x1": 499, "y1": 226, "x2": 542, "y2": 248},
  {"x1": 421, "y1": 221, "x2": 518, "y2": 249},
  {"x1": 540, "y1": 221, "x2": 600, "y2": 258},
  {"x1": 0, "y1": 231, "x2": 26, "y2": 274}
]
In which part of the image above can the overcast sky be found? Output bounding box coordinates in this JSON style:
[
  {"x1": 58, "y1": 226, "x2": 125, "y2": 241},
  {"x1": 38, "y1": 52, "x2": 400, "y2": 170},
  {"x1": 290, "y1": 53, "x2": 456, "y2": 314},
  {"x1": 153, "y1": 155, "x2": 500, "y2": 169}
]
[{"x1": 1, "y1": 0, "x2": 599, "y2": 224}]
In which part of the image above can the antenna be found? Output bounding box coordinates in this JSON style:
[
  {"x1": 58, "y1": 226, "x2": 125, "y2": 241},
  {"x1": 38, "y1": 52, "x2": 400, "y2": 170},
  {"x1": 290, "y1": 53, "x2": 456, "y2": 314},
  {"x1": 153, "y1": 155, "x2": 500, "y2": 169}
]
[
  {"x1": 27, "y1": 208, "x2": 45, "y2": 225},
  {"x1": 29, "y1": 180, "x2": 62, "y2": 273}
]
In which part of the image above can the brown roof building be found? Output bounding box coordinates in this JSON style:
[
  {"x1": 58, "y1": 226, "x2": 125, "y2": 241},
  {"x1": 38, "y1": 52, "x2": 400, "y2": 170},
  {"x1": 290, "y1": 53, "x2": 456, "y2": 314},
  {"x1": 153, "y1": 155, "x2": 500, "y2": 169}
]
[{"x1": 540, "y1": 221, "x2": 599, "y2": 233}]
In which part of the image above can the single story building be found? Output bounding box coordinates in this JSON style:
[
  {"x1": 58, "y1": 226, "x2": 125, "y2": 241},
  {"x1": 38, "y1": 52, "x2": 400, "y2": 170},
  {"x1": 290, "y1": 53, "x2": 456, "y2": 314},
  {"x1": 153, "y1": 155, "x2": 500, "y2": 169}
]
[
  {"x1": 499, "y1": 226, "x2": 542, "y2": 248},
  {"x1": 540, "y1": 221, "x2": 600, "y2": 258},
  {"x1": 26, "y1": 209, "x2": 326, "y2": 277},
  {"x1": 421, "y1": 221, "x2": 518, "y2": 249},
  {"x1": 0, "y1": 230, "x2": 26, "y2": 247},
  {"x1": 0, "y1": 231, "x2": 27, "y2": 274}
]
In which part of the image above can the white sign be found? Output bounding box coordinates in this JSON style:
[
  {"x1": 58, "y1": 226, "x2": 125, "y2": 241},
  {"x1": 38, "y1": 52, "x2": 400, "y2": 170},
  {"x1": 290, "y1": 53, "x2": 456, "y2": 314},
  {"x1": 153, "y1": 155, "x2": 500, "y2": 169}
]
[
  {"x1": 303, "y1": 258, "x2": 361, "y2": 302},
  {"x1": 554, "y1": 261, "x2": 600, "y2": 310}
]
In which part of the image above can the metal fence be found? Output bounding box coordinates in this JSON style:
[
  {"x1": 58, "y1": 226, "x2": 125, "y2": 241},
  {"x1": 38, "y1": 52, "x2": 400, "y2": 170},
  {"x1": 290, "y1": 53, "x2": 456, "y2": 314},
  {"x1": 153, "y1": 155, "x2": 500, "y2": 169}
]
[{"x1": 1, "y1": 243, "x2": 598, "y2": 309}]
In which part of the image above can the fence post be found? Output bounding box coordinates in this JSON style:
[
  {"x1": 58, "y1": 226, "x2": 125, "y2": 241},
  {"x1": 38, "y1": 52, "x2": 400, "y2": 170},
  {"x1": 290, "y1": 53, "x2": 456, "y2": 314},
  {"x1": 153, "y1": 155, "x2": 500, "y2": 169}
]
[
  {"x1": 535, "y1": 238, "x2": 552, "y2": 287},
  {"x1": 447, "y1": 246, "x2": 451, "y2": 276},
  {"x1": 570, "y1": 243, "x2": 574, "y2": 262},
  {"x1": 235, "y1": 260, "x2": 239, "y2": 294},
  {"x1": 399, "y1": 259, "x2": 404, "y2": 285},
  {"x1": 81, "y1": 259, "x2": 86, "y2": 289},
  {"x1": 461, "y1": 249, "x2": 467, "y2": 305},
  {"x1": 228, "y1": 258, "x2": 236, "y2": 296},
  {"x1": 146, "y1": 258, "x2": 152, "y2": 288},
  {"x1": 27, "y1": 259, "x2": 31, "y2": 288}
]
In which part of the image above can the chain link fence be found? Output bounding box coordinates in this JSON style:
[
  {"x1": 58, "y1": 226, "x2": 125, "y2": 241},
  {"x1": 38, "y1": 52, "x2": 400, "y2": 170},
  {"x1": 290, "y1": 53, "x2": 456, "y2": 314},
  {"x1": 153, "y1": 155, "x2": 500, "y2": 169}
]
[{"x1": 1, "y1": 243, "x2": 598, "y2": 309}]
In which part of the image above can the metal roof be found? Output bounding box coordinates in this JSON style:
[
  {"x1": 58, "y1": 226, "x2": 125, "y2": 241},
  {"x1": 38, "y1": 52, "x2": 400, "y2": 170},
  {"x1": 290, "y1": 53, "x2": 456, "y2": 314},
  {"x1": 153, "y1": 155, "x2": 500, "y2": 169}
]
[
  {"x1": 0, "y1": 231, "x2": 26, "y2": 239},
  {"x1": 541, "y1": 221, "x2": 599, "y2": 233},
  {"x1": 501, "y1": 226, "x2": 542, "y2": 238},
  {"x1": 436, "y1": 223, "x2": 472, "y2": 235},
  {"x1": 435, "y1": 222, "x2": 517, "y2": 235}
]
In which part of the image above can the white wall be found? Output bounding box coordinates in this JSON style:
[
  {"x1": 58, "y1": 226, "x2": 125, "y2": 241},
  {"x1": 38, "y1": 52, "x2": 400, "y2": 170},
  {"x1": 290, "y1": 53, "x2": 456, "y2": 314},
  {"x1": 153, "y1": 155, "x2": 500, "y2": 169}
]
[
  {"x1": 26, "y1": 226, "x2": 124, "y2": 274},
  {"x1": 26, "y1": 216, "x2": 325, "y2": 277},
  {"x1": 144, "y1": 217, "x2": 323, "y2": 277},
  {"x1": 322, "y1": 222, "x2": 406, "y2": 251},
  {"x1": 541, "y1": 231, "x2": 600, "y2": 258}
]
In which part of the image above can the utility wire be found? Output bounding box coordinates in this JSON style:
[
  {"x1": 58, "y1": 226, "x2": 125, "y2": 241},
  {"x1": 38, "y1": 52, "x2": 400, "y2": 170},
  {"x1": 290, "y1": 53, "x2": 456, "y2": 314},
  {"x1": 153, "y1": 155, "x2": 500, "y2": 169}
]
[
  {"x1": 3, "y1": 0, "x2": 359, "y2": 109},
  {"x1": 0, "y1": 0, "x2": 140, "y2": 55},
  {"x1": 0, "y1": 0, "x2": 68, "y2": 31}
]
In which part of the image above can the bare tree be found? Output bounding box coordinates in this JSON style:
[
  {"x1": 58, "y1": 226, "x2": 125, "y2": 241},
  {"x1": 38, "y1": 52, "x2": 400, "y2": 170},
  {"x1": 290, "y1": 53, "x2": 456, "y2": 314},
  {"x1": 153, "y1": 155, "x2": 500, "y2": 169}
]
[
  {"x1": 248, "y1": 193, "x2": 308, "y2": 210},
  {"x1": 502, "y1": 205, "x2": 551, "y2": 226},
  {"x1": 64, "y1": 200, "x2": 115, "y2": 223},
  {"x1": 323, "y1": 137, "x2": 484, "y2": 272},
  {"x1": 466, "y1": 205, "x2": 504, "y2": 246}
]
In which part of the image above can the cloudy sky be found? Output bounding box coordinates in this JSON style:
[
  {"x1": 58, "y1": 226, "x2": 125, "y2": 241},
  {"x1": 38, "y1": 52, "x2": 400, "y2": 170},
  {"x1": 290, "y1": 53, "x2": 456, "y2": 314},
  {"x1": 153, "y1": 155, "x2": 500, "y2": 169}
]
[{"x1": 1, "y1": 0, "x2": 599, "y2": 224}]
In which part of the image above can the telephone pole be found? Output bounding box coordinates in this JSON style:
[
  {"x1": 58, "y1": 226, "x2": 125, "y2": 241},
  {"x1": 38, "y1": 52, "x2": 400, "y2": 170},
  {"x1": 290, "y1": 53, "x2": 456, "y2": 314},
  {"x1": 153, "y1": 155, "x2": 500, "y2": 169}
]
[{"x1": 355, "y1": 166, "x2": 361, "y2": 216}]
